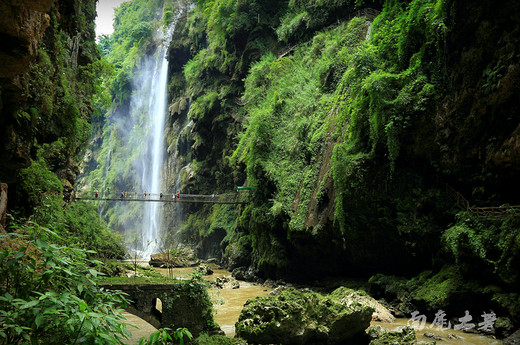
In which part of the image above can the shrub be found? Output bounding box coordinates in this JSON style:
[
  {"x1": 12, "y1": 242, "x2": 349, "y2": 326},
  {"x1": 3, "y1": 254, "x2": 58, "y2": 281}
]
[{"x1": 0, "y1": 228, "x2": 130, "y2": 344}]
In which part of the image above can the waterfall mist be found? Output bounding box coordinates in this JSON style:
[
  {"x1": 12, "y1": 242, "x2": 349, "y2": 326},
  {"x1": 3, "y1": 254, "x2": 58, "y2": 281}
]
[
  {"x1": 95, "y1": 24, "x2": 176, "y2": 258},
  {"x1": 137, "y1": 36, "x2": 171, "y2": 257}
]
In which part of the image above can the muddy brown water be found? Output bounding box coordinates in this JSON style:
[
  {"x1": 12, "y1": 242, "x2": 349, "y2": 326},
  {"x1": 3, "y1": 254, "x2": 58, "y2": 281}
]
[
  {"x1": 153, "y1": 267, "x2": 270, "y2": 337},
  {"x1": 372, "y1": 318, "x2": 502, "y2": 345},
  {"x1": 122, "y1": 266, "x2": 501, "y2": 345}
]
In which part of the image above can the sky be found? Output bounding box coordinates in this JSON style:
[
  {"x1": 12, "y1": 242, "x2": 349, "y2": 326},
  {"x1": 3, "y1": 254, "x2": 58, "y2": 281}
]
[{"x1": 95, "y1": 0, "x2": 128, "y2": 36}]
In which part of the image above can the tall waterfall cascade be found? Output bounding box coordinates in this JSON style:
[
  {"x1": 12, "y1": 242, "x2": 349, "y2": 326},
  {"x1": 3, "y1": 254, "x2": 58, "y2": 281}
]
[{"x1": 140, "y1": 26, "x2": 174, "y2": 257}]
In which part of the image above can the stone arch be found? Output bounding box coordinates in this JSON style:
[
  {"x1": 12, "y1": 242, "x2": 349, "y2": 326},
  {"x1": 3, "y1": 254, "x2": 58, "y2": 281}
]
[{"x1": 151, "y1": 297, "x2": 163, "y2": 323}]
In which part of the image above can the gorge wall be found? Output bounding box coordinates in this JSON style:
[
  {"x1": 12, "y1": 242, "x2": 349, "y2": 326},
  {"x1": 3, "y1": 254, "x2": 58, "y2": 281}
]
[
  {"x1": 161, "y1": 0, "x2": 519, "y2": 276},
  {"x1": 8, "y1": 0, "x2": 513, "y2": 330},
  {"x1": 152, "y1": 0, "x2": 520, "y2": 326},
  {"x1": 0, "y1": 0, "x2": 99, "y2": 211}
]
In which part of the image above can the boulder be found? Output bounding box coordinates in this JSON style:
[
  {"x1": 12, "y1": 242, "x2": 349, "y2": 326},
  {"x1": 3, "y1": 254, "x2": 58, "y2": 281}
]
[
  {"x1": 235, "y1": 287, "x2": 374, "y2": 344},
  {"x1": 503, "y1": 328, "x2": 520, "y2": 345},
  {"x1": 195, "y1": 263, "x2": 213, "y2": 276},
  {"x1": 214, "y1": 276, "x2": 240, "y2": 289},
  {"x1": 232, "y1": 266, "x2": 259, "y2": 282},
  {"x1": 367, "y1": 326, "x2": 418, "y2": 345},
  {"x1": 423, "y1": 332, "x2": 442, "y2": 341},
  {"x1": 330, "y1": 287, "x2": 395, "y2": 323}
]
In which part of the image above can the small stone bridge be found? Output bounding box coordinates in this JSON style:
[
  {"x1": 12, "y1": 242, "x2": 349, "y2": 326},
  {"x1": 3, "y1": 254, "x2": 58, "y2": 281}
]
[{"x1": 101, "y1": 282, "x2": 216, "y2": 336}]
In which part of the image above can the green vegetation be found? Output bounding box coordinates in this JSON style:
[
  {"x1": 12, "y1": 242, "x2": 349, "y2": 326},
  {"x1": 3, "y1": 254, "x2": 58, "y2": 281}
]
[
  {"x1": 13, "y1": 0, "x2": 514, "y2": 337},
  {"x1": 158, "y1": 0, "x2": 519, "y2": 329},
  {"x1": 1, "y1": 1, "x2": 133, "y2": 341},
  {"x1": 0, "y1": 228, "x2": 130, "y2": 344},
  {"x1": 138, "y1": 328, "x2": 193, "y2": 345}
]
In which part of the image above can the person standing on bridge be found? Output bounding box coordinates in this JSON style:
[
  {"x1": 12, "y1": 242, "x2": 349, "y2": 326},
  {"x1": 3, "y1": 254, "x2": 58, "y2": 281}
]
[
  {"x1": 120, "y1": 191, "x2": 124, "y2": 199},
  {"x1": 144, "y1": 191, "x2": 147, "y2": 199},
  {"x1": 95, "y1": 190, "x2": 99, "y2": 198},
  {"x1": 176, "y1": 191, "x2": 180, "y2": 199}
]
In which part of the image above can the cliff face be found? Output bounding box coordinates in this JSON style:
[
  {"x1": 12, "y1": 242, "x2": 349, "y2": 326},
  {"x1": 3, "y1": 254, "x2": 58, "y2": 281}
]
[
  {"x1": 0, "y1": 0, "x2": 54, "y2": 78},
  {"x1": 153, "y1": 0, "x2": 520, "y2": 326},
  {"x1": 160, "y1": 0, "x2": 519, "y2": 295},
  {"x1": 0, "y1": 0, "x2": 99, "y2": 211},
  {"x1": 0, "y1": 0, "x2": 55, "y2": 179},
  {"x1": 431, "y1": 0, "x2": 520, "y2": 200}
]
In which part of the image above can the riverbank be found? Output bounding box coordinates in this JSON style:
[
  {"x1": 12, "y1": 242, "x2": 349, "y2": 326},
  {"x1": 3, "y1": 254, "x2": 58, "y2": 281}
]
[{"x1": 116, "y1": 263, "x2": 502, "y2": 344}]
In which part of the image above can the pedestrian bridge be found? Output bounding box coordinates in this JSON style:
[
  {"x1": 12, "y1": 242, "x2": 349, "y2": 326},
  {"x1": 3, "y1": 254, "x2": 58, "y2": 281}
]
[{"x1": 74, "y1": 191, "x2": 249, "y2": 205}]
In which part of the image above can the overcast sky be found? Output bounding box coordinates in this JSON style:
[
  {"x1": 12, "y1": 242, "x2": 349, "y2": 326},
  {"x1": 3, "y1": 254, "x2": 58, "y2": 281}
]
[{"x1": 95, "y1": 0, "x2": 128, "y2": 36}]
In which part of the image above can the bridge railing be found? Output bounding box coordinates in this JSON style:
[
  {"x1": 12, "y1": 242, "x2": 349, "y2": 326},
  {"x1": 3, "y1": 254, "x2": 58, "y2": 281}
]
[
  {"x1": 75, "y1": 191, "x2": 249, "y2": 204},
  {"x1": 471, "y1": 205, "x2": 520, "y2": 219}
]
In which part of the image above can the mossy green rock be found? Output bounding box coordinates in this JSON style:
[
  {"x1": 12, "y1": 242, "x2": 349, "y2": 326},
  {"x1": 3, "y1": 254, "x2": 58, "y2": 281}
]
[
  {"x1": 235, "y1": 287, "x2": 374, "y2": 344},
  {"x1": 368, "y1": 325, "x2": 418, "y2": 345}
]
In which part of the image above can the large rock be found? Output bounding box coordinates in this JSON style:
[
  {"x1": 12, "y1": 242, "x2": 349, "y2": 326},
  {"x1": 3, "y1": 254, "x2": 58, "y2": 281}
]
[
  {"x1": 503, "y1": 328, "x2": 520, "y2": 345},
  {"x1": 195, "y1": 263, "x2": 214, "y2": 276},
  {"x1": 235, "y1": 287, "x2": 374, "y2": 344},
  {"x1": 149, "y1": 247, "x2": 199, "y2": 267},
  {"x1": 213, "y1": 276, "x2": 240, "y2": 289},
  {"x1": 330, "y1": 287, "x2": 395, "y2": 323},
  {"x1": 232, "y1": 266, "x2": 259, "y2": 282},
  {"x1": 367, "y1": 325, "x2": 417, "y2": 345}
]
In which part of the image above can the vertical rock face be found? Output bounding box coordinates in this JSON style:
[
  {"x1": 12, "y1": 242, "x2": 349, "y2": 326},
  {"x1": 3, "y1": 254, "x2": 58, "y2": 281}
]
[
  {"x1": 0, "y1": 0, "x2": 54, "y2": 78},
  {"x1": 0, "y1": 0, "x2": 55, "y2": 181},
  {"x1": 425, "y1": 0, "x2": 520, "y2": 199},
  {"x1": 0, "y1": 0, "x2": 98, "y2": 193}
]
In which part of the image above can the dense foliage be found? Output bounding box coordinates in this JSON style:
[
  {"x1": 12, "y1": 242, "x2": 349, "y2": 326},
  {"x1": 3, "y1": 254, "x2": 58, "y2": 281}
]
[
  {"x1": 158, "y1": 0, "x2": 520, "y2": 326},
  {"x1": 0, "y1": 2, "x2": 131, "y2": 341},
  {"x1": 76, "y1": 0, "x2": 520, "y2": 332},
  {"x1": 0, "y1": 228, "x2": 130, "y2": 344}
]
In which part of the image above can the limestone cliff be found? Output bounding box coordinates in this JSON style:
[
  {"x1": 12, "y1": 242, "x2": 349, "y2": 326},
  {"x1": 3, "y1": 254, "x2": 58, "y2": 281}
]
[
  {"x1": 0, "y1": 0, "x2": 55, "y2": 180},
  {"x1": 0, "y1": 0, "x2": 99, "y2": 212}
]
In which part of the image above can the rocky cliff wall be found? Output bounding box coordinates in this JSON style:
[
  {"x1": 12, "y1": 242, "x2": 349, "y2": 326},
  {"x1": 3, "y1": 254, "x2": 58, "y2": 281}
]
[
  {"x1": 160, "y1": 0, "x2": 519, "y2": 285},
  {"x1": 0, "y1": 0, "x2": 55, "y2": 181},
  {"x1": 0, "y1": 0, "x2": 99, "y2": 212}
]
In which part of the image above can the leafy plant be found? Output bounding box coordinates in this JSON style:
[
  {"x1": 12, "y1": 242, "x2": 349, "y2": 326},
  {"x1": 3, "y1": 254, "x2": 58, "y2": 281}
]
[
  {"x1": 0, "y1": 227, "x2": 130, "y2": 345},
  {"x1": 137, "y1": 327, "x2": 193, "y2": 345}
]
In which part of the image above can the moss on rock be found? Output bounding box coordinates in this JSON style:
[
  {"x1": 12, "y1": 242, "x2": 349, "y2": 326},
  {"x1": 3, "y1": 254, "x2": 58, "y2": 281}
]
[
  {"x1": 368, "y1": 325, "x2": 420, "y2": 345},
  {"x1": 235, "y1": 286, "x2": 374, "y2": 344}
]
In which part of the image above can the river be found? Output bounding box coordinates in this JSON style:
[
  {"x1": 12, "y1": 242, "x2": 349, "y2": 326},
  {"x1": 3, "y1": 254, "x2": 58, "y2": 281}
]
[{"x1": 121, "y1": 266, "x2": 502, "y2": 345}]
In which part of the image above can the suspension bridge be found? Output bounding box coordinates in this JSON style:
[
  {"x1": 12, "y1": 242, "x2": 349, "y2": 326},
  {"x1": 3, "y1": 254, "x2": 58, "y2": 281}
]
[{"x1": 74, "y1": 189, "x2": 251, "y2": 205}]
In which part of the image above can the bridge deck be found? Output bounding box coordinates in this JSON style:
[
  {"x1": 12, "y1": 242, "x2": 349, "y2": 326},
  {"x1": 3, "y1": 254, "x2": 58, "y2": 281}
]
[
  {"x1": 75, "y1": 192, "x2": 248, "y2": 205},
  {"x1": 75, "y1": 197, "x2": 246, "y2": 204}
]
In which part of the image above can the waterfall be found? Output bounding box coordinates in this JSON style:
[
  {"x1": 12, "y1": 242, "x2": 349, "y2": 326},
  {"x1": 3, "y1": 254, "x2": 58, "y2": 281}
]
[{"x1": 136, "y1": 27, "x2": 174, "y2": 257}]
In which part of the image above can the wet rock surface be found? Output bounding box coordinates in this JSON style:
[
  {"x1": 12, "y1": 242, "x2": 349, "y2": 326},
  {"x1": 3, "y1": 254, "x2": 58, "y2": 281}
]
[
  {"x1": 232, "y1": 266, "x2": 259, "y2": 282},
  {"x1": 235, "y1": 286, "x2": 374, "y2": 345},
  {"x1": 367, "y1": 325, "x2": 424, "y2": 345},
  {"x1": 504, "y1": 329, "x2": 520, "y2": 345},
  {"x1": 213, "y1": 276, "x2": 240, "y2": 289},
  {"x1": 330, "y1": 287, "x2": 395, "y2": 323},
  {"x1": 195, "y1": 263, "x2": 214, "y2": 275}
]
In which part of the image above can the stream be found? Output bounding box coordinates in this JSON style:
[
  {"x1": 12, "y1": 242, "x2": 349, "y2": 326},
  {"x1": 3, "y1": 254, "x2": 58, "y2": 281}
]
[{"x1": 122, "y1": 266, "x2": 502, "y2": 345}]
